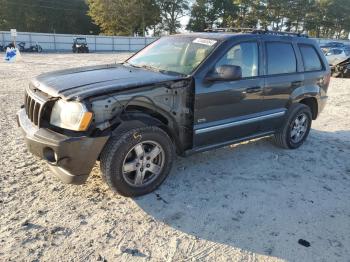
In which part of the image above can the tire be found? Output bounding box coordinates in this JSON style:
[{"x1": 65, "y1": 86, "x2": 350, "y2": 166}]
[
  {"x1": 273, "y1": 103, "x2": 312, "y2": 149},
  {"x1": 100, "y1": 126, "x2": 175, "y2": 197}
]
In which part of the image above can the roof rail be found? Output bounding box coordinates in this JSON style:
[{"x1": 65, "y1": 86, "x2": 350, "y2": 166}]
[
  {"x1": 252, "y1": 29, "x2": 309, "y2": 38},
  {"x1": 204, "y1": 27, "x2": 254, "y2": 33},
  {"x1": 204, "y1": 28, "x2": 308, "y2": 38}
]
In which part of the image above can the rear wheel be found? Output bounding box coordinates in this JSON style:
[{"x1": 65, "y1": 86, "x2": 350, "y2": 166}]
[
  {"x1": 273, "y1": 104, "x2": 312, "y2": 149},
  {"x1": 100, "y1": 126, "x2": 175, "y2": 197}
]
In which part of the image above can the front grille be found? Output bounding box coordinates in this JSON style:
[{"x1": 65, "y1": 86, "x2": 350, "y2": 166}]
[{"x1": 24, "y1": 87, "x2": 48, "y2": 126}]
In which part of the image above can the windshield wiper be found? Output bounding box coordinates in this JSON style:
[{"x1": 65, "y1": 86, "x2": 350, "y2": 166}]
[
  {"x1": 123, "y1": 61, "x2": 139, "y2": 68},
  {"x1": 157, "y1": 68, "x2": 186, "y2": 77},
  {"x1": 124, "y1": 62, "x2": 186, "y2": 77}
]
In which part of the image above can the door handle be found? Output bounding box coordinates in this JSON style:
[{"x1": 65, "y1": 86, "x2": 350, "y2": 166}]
[
  {"x1": 291, "y1": 81, "x2": 303, "y2": 87},
  {"x1": 245, "y1": 86, "x2": 262, "y2": 94}
]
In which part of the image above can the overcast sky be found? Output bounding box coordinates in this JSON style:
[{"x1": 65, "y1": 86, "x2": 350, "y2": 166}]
[{"x1": 180, "y1": 16, "x2": 190, "y2": 32}]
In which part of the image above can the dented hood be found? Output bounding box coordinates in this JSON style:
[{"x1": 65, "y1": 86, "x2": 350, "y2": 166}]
[
  {"x1": 332, "y1": 56, "x2": 350, "y2": 66},
  {"x1": 32, "y1": 64, "x2": 184, "y2": 100}
]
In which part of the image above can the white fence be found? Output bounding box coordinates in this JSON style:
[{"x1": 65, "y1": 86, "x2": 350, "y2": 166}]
[
  {"x1": 1, "y1": 31, "x2": 349, "y2": 52},
  {"x1": 0, "y1": 31, "x2": 157, "y2": 52}
]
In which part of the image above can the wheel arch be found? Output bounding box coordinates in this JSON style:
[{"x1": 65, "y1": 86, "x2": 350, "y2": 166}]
[
  {"x1": 290, "y1": 85, "x2": 320, "y2": 120},
  {"x1": 299, "y1": 97, "x2": 318, "y2": 120},
  {"x1": 110, "y1": 105, "x2": 182, "y2": 153}
]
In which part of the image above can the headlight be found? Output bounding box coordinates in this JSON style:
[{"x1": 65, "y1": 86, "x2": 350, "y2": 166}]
[{"x1": 50, "y1": 100, "x2": 93, "y2": 131}]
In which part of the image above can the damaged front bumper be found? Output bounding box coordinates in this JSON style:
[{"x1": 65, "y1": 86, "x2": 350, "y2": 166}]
[
  {"x1": 17, "y1": 108, "x2": 109, "y2": 184},
  {"x1": 331, "y1": 57, "x2": 350, "y2": 78}
]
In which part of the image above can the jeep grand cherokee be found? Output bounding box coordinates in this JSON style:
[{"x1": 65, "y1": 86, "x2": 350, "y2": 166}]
[{"x1": 17, "y1": 30, "x2": 330, "y2": 196}]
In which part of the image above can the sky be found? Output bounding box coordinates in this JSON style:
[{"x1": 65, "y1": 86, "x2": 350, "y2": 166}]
[{"x1": 180, "y1": 15, "x2": 191, "y2": 32}]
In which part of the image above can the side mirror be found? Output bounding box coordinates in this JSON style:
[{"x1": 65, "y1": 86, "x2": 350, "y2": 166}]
[{"x1": 206, "y1": 65, "x2": 242, "y2": 82}]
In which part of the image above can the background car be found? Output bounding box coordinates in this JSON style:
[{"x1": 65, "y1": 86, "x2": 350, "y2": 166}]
[
  {"x1": 320, "y1": 41, "x2": 346, "y2": 53},
  {"x1": 72, "y1": 38, "x2": 89, "y2": 53},
  {"x1": 325, "y1": 47, "x2": 350, "y2": 65},
  {"x1": 18, "y1": 42, "x2": 43, "y2": 53}
]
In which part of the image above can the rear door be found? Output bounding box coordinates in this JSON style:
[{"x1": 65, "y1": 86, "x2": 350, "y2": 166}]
[
  {"x1": 260, "y1": 40, "x2": 303, "y2": 132},
  {"x1": 299, "y1": 43, "x2": 329, "y2": 104},
  {"x1": 193, "y1": 40, "x2": 265, "y2": 148}
]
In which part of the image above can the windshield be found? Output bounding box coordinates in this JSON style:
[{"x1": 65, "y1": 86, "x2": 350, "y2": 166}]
[
  {"x1": 76, "y1": 38, "x2": 86, "y2": 44},
  {"x1": 127, "y1": 36, "x2": 218, "y2": 75}
]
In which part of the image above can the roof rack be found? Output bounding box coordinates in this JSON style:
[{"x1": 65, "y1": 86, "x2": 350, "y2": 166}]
[
  {"x1": 252, "y1": 29, "x2": 308, "y2": 38},
  {"x1": 204, "y1": 28, "x2": 308, "y2": 38},
  {"x1": 205, "y1": 27, "x2": 254, "y2": 33}
]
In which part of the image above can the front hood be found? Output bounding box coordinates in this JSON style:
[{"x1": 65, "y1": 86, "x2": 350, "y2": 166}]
[
  {"x1": 327, "y1": 55, "x2": 350, "y2": 66},
  {"x1": 332, "y1": 56, "x2": 350, "y2": 66},
  {"x1": 32, "y1": 64, "x2": 184, "y2": 100}
]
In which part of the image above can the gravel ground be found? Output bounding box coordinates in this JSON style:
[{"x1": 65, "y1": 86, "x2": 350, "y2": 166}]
[{"x1": 0, "y1": 53, "x2": 349, "y2": 262}]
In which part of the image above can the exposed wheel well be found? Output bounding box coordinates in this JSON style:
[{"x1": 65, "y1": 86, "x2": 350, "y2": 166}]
[
  {"x1": 299, "y1": 97, "x2": 318, "y2": 120},
  {"x1": 121, "y1": 105, "x2": 182, "y2": 152},
  {"x1": 125, "y1": 105, "x2": 169, "y2": 126}
]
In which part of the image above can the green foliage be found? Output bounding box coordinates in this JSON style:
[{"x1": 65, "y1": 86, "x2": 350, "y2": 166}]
[
  {"x1": 187, "y1": 0, "x2": 237, "y2": 31},
  {"x1": 156, "y1": 0, "x2": 189, "y2": 34},
  {"x1": 187, "y1": 0, "x2": 350, "y2": 39},
  {"x1": 0, "y1": 0, "x2": 98, "y2": 34},
  {"x1": 87, "y1": 0, "x2": 160, "y2": 36}
]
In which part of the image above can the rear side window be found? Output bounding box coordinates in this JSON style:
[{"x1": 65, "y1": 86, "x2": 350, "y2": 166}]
[
  {"x1": 299, "y1": 45, "x2": 323, "y2": 72},
  {"x1": 266, "y1": 42, "x2": 297, "y2": 75}
]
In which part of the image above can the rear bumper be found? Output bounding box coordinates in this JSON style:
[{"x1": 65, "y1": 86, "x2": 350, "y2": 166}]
[{"x1": 17, "y1": 108, "x2": 109, "y2": 184}]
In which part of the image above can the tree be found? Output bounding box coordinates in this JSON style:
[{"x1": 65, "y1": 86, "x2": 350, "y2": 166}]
[
  {"x1": 87, "y1": 0, "x2": 160, "y2": 36},
  {"x1": 0, "y1": 0, "x2": 98, "y2": 34},
  {"x1": 187, "y1": 0, "x2": 209, "y2": 32},
  {"x1": 187, "y1": 0, "x2": 237, "y2": 31},
  {"x1": 213, "y1": 0, "x2": 237, "y2": 27},
  {"x1": 156, "y1": 0, "x2": 189, "y2": 34},
  {"x1": 187, "y1": 0, "x2": 219, "y2": 32}
]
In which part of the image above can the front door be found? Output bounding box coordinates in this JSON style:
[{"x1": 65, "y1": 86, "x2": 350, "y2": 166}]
[{"x1": 193, "y1": 41, "x2": 265, "y2": 148}]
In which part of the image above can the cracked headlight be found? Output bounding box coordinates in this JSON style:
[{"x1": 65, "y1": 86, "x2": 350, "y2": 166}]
[{"x1": 50, "y1": 100, "x2": 93, "y2": 131}]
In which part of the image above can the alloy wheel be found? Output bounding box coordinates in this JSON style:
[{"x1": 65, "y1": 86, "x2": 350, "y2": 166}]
[{"x1": 122, "y1": 140, "x2": 165, "y2": 187}]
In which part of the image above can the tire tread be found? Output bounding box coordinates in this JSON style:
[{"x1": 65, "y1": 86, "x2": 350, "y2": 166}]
[
  {"x1": 273, "y1": 103, "x2": 311, "y2": 149},
  {"x1": 100, "y1": 126, "x2": 174, "y2": 196}
]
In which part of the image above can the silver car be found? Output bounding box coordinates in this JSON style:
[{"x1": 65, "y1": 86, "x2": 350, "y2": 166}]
[{"x1": 325, "y1": 47, "x2": 350, "y2": 65}]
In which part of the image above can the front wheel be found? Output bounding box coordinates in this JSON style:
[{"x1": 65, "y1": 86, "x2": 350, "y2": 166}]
[
  {"x1": 273, "y1": 104, "x2": 312, "y2": 149},
  {"x1": 100, "y1": 126, "x2": 175, "y2": 197}
]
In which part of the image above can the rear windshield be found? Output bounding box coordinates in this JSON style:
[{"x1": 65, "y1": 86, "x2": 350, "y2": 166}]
[{"x1": 76, "y1": 38, "x2": 87, "y2": 44}]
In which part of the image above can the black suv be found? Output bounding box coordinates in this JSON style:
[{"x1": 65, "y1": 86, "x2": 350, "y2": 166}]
[{"x1": 17, "y1": 31, "x2": 330, "y2": 196}]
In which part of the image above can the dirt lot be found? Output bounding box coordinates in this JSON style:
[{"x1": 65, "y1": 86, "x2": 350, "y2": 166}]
[{"x1": 0, "y1": 53, "x2": 349, "y2": 262}]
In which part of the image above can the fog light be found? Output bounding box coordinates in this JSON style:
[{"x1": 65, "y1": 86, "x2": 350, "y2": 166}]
[{"x1": 43, "y1": 147, "x2": 56, "y2": 163}]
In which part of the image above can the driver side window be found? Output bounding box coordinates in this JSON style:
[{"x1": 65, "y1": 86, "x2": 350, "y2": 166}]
[{"x1": 216, "y1": 42, "x2": 259, "y2": 78}]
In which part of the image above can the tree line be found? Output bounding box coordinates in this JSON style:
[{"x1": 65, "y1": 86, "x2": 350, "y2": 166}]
[
  {"x1": 0, "y1": 0, "x2": 99, "y2": 34},
  {"x1": 1, "y1": 0, "x2": 349, "y2": 39},
  {"x1": 187, "y1": 0, "x2": 350, "y2": 38}
]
